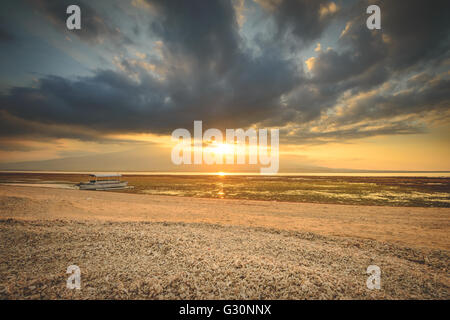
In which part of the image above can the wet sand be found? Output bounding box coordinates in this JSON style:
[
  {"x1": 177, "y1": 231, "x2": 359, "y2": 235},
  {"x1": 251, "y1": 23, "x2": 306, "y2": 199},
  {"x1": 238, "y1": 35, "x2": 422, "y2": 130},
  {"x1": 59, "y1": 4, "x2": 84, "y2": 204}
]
[{"x1": 0, "y1": 185, "x2": 449, "y2": 299}]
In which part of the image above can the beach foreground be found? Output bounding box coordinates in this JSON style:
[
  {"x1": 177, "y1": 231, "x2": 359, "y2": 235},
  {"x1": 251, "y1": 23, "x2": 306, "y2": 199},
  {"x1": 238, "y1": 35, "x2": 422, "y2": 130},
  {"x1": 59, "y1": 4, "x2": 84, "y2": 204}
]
[{"x1": 0, "y1": 186, "x2": 449, "y2": 299}]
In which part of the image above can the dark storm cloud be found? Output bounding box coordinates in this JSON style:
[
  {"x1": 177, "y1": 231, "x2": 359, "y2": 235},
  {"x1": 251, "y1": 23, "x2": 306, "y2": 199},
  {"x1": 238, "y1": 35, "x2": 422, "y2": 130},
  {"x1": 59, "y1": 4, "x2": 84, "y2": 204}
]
[
  {"x1": 0, "y1": 15, "x2": 15, "y2": 43},
  {"x1": 257, "y1": 0, "x2": 339, "y2": 45},
  {"x1": 138, "y1": 0, "x2": 301, "y2": 130},
  {"x1": 310, "y1": 0, "x2": 450, "y2": 85},
  {"x1": 1, "y1": 0, "x2": 449, "y2": 146},
  {"x1": 380, "y1": 0, "x2": 450, "y2": 69},
  {"x1": 29, "y1": 0, "x2": 132, "y2": 45},
  {"x1": 0, "y1": 53, "x2": 298, "y2": 135},
  {"x1": 147, "y1": 0, "x2": 241, "y2": 74},
  {"x1": 5, "y1": 0, "x2": 324, "y2": 137},
  {"x1": 285, "y1": 0, "x2": 450, "y2": 128},
  {"x1": 0, "y1": 26, "x2": 14, "y2": 43},
  {"x1": 0, "y1": 71, "x2": 166, "y2": 134}
]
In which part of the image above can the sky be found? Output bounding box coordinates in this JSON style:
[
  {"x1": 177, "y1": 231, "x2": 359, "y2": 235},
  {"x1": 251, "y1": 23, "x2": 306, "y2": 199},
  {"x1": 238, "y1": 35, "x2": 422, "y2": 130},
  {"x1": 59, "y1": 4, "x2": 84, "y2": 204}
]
[{"x1": 0, "y1": 0, "x2": 449, "y2": 172}]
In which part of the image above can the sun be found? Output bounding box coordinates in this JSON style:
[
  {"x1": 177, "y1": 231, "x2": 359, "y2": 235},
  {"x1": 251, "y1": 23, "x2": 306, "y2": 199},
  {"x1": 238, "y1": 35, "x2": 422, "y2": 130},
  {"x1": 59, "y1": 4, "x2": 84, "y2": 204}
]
[
  {"x1": 217, "y1": 172, "x2": 226, "y2": 177},
  {"x1": 212, "y1": 143, "x2": 234, "y2": 155}
]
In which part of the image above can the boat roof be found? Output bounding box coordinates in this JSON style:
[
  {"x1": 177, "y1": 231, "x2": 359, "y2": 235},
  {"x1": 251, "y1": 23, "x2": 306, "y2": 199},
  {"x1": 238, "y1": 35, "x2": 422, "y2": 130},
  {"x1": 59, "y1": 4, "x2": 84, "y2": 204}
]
[{"x1": 89, "y1": 173, "x2": 122, "y2": 178}]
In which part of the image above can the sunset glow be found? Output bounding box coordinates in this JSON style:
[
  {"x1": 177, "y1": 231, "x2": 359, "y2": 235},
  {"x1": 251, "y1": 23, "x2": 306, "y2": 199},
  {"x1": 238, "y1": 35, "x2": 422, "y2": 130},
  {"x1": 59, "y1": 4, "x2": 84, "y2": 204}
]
[
  {"x1": 211, "y1": 143, "x2": 235, "y2": 156},
  {"x1": 0, "y1": 0, "x2": 447, "y2": 173}
]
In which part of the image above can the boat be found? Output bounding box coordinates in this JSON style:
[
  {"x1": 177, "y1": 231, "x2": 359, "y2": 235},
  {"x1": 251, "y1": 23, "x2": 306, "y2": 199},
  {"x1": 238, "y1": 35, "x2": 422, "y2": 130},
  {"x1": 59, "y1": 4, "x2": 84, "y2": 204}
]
[{"x1": 78, "y1": 173, "x2": 128, "y2": 190}]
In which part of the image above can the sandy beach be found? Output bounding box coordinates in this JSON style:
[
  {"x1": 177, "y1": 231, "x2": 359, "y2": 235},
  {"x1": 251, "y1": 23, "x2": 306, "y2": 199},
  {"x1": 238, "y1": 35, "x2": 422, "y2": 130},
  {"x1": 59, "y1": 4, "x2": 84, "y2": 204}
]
[{"x1": 0, "y1": 185, "x2": 449, "y2": 299}]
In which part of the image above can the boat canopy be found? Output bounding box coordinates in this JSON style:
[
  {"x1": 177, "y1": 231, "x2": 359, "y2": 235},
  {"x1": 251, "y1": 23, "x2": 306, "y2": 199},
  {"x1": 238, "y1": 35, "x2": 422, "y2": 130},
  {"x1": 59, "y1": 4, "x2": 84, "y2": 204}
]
[{"x1": 89, "y1": 173, "x2": 122, "y2": 178}]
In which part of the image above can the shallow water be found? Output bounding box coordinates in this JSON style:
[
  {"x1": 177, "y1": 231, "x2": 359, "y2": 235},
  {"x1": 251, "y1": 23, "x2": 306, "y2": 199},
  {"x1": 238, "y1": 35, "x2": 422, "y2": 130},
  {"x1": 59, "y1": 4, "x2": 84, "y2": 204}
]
[
  {"x1": 1, "y1": 173, "x2": 449, "y2": 207},
  {"x1": 121, "y1": 175, "x2": 450, "y2": 207}
]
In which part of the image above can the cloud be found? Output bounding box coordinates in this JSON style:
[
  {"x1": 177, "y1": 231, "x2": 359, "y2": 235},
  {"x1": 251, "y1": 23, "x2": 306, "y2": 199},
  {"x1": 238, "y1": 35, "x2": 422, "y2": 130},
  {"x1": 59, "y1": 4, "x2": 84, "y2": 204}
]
[
  {"x1": 29, "y1": 0, "x2": 132, "y2": 45},
  {"x1": 0, "y1": 14, "x2": 17, "y2": 44},
  {"x1": 0, "y1": 26, "x2": 14, "y2": 43},
  {"x1": 335, "y1": 75, "x2": 450, "y2": 126},
  {"x1": 256, "y1": 0, "x2": 339, "y2": 44},
  {"x1": 308, "y1": 0, "x2": 450, "y2": 85},
  {"x1": 1, "y1": 0, "x2": 449, "y2": 148},
  {"x1": 1, "y1": 0, "x2": 301, "y2": 136},
  {"x1": 146, "y1": 0, "x2": 242, "y2": 75},
  {"x1": 285, "y1": 0, "x2": 450, "y2": 129},
  {"x1": 280, "y1": 120, "x2": 427, "y2": 145}
]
